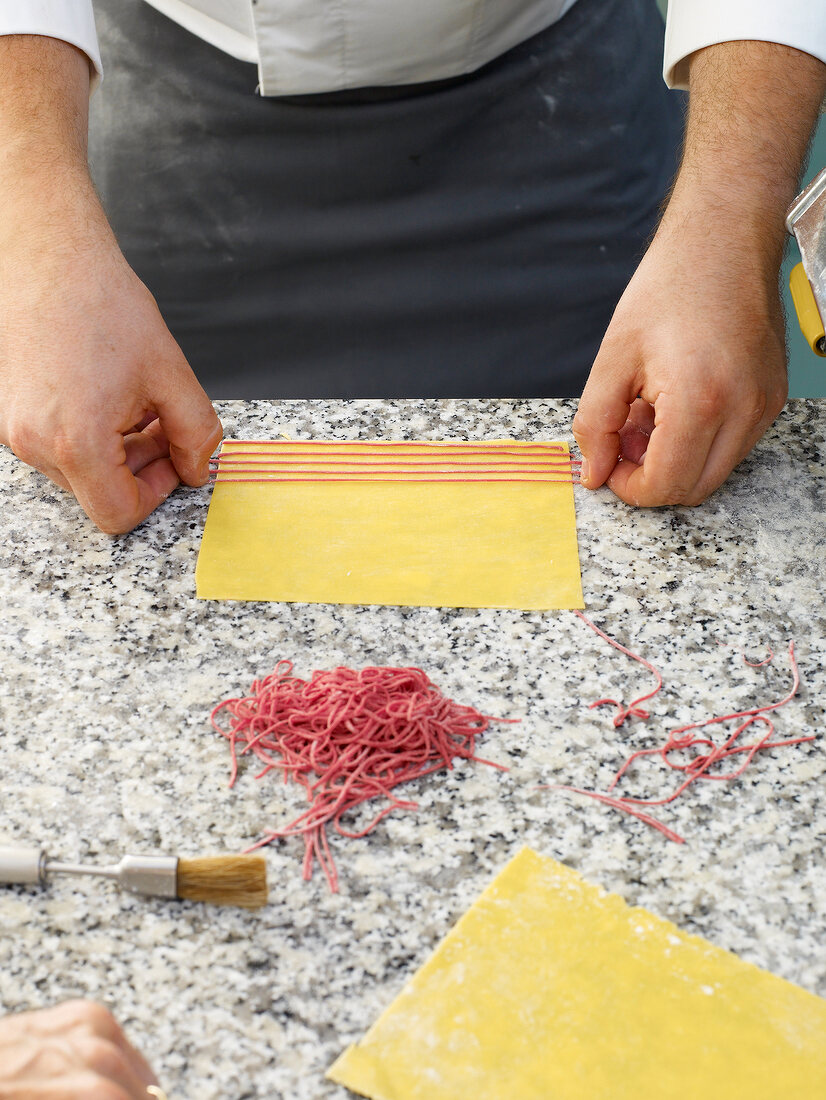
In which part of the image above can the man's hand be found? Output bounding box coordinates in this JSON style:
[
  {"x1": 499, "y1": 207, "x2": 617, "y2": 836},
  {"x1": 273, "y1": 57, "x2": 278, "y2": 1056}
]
[
  {"x1": 0, "y1": 1000, "x2": 159, "y2": 1099},
  {"x1": 0, "y1": 35, "x2": 221, "y2": 534},
  {"x1": 574, "y1": 41, "x2": 826, "y2": 507},
  {"x1": 574, "y1": 198, "x2": 788, "y2": 506},
  {"x1": 0, "y1": 190, "x2": 222, "y2": 534}
]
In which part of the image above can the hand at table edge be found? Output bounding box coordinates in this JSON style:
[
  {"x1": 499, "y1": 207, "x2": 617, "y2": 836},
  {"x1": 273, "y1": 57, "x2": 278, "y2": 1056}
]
[{"x1": 573, "y1": 39, "x2": 826, "y2": 508}]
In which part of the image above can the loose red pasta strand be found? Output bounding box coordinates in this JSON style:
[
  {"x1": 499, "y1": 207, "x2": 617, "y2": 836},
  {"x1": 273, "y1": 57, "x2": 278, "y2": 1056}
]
[
  {"x1": 572, "y1": 610, "x2": 663, "y2": 726},
  {"x1": 715, "y1": 640, "x2": 775, "y2": 667},
  {"x1": 564, "y1": 618, "x2": 813, "y2": 841},
  {"x1": 743, "y1": 649, "x2": 774, "y2": 667},
  {"x1": 211, "y1": 662, "x2": 514, "y2": 891},
  {"x1": 546, "y1": 785, "x2": 686, "y2": 843}
]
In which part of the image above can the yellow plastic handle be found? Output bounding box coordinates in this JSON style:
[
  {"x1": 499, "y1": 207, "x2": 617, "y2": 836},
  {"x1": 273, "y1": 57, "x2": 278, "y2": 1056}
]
[{"x1": 789, "y1": 261, "x2": 826, "y2": 356}]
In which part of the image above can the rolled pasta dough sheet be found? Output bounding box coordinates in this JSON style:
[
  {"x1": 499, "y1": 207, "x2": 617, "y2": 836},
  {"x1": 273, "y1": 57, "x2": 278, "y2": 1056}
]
[
  {"x1": 196, "y1": 440, "x2": 584, "y2": 608},
  {"x1": 328, "y1": 848, "x2": 826, "y2": 1099}
]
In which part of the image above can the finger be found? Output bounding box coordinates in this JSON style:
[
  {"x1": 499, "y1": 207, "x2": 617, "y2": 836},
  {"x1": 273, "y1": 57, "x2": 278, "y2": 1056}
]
[
  {"x1": 57, "y1": 432, "x2": 173, "y2": 535},
  {"x1": 113, "y1": 1032, "x2": 159, "y2": 1092},
  {"x1": 606, "y1": 391, "x2": 724, "y2": 507},
  {"x1": 148, "y1": 350, "x2": 222, "y2": 487},
  {"x1": 26, "y1": 460, "x2": 73, "y2": 494},
  {"x1": 62, "y1": 1070, "x2": 132, "y2": 1099},
  {"x1": 116, "y1": 1037, "x2": 159, "y2": 1094},
  {"x1": 680, "y1": 413, "x2": 772, "y2": 504},
  {"x1": 134, "y1": 454, "x2": 181, "y2": 501},
  {"x1": 126, "y1": 413, "x2": 160, "y2": 435},
  {"x1": 142, "y1": 417, "x2": 169, "y2": 450},
  {"x1": 573, "y1": 346, "x2": 641, "y2": 489},
  {"x1": 122, "y1": 421, "x2": 170, "y2": 476},
  {"x1": 60, "y1": 1002, "x2": 159, "y2": 1091},
  {"x1": 44, "y1": 1001, "x2": 124, "y2": 1041},
  {"x1": 618, "y1": 398, "x2": 655, "y2": 465},
  {"x1": 1, "y1": 438, "x2": 73, "y2": 493},
  {"x1": 74, "y1": 1035, "x2": 157, "y2": 1096},
  {"x1": 127, "y1": 420, "x2": 181, "y2": 501},
  {"x1": 686, "y1": 380, "x2": 786, "y2": 503},
  {"x1": 5, "y1": 1002, "x2": 89, "y2": 1039}
]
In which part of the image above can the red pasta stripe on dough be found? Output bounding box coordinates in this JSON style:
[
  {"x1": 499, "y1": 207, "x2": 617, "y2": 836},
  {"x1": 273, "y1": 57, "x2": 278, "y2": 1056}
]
[
  {"x1": 213, "y1": 442, "x2": 570, "y2": 452},
  {"x1": 209, "y1": 477, "x2": 581, "y2": 484},
  {"x1": 211, "y1": 662, "x2": 514, "y2": 891},
  {"x1": 208, "y1": 440, "x2": 582, "y2": 484}
]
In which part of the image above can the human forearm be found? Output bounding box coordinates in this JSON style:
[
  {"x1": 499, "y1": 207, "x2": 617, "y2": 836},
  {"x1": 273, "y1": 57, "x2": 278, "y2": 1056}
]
[
  {"x1": 0, "y1": 33, "x2": 107, "y2": 264},
  {"x1": 668, "y1": 40, "x2": 826, "y2": 264},
  {"x1": 0, "y1": 34, "x2": 93, "y2": 188}
]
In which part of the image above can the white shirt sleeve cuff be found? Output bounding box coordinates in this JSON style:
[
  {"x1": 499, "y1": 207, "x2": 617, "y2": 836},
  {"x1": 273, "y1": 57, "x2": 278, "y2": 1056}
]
[
  {"x1": 664, "y1": 0, "x2": 826, "y2": 90},
  {"x1": 0, "y1": 1, "x2": 102, "y2": 91}
]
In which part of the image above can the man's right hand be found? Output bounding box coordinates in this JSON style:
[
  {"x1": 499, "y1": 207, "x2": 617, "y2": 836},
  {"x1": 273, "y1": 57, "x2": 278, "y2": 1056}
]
[
  {"x1": 0, "y1": 34, "x2": 221, "y2": 535},
  {"x1": 0, "y1": 1000, "x2": 159, "y2": 1098}
]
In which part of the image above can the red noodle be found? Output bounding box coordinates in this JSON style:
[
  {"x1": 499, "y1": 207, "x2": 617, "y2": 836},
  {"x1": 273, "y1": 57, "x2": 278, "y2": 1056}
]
[{"x1": 211, "y1": 662, "x2": 514, "y2": 891}]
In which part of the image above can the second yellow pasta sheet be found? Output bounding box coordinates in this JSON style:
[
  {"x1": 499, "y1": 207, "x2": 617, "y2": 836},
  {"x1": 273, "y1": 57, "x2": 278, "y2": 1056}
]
[{"x1": 328, "y1": 848, "x2": 826, "y2": 1100}]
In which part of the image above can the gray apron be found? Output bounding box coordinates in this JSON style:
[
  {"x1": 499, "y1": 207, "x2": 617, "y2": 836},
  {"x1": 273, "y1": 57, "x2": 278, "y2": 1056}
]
[{"x1": 89, "y1": 0, "x2": 684, "y2": 398}]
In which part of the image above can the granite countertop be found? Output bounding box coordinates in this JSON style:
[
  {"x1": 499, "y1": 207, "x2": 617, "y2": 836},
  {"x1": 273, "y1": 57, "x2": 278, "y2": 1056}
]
[{"x1": 0, "y1": 398, "x2": 823, "y2": 1098}]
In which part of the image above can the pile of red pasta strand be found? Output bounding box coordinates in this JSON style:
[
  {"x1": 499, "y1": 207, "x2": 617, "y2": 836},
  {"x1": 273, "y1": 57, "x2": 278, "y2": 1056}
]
[{"x1": 211, "y1": 661, "x2": 511, "y2": 891}]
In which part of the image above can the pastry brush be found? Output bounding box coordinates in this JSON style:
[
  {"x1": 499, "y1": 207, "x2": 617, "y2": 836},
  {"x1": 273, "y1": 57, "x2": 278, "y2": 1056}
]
[{"x1": 0, "y1": 846, "x2": 268, "y2": 909}]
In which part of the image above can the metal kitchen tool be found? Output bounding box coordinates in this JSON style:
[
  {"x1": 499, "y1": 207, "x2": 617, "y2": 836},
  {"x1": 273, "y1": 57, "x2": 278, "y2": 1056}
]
[
  {"x1": 0, "y1": 845, "x2": 268, "y2": 908},
  {"x1": 786, "y1": 166, "x2": 826, "y2": 356}
]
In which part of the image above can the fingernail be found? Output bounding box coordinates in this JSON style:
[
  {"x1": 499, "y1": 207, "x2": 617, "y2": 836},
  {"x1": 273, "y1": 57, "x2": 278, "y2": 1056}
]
[{"x1": 580, "y1": 458, "x2": 590, "y2": 485}]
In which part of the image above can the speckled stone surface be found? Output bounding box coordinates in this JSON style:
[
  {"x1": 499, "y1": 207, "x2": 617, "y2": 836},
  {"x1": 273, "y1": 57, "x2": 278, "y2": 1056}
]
[{"x1": 0, "y1": 398, "x2": 824, "y2": 1098}]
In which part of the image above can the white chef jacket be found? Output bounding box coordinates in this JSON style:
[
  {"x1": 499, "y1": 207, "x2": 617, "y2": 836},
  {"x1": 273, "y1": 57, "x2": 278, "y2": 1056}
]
[{"x1": 2, "y1": 0, "x2": 825, "y2": 98}]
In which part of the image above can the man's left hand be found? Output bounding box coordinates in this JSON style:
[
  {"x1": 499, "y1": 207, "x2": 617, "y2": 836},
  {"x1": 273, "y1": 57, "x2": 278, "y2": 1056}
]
[
  {"x1": 574, "y1": 39, "x2": 826, "y2": 508},
  {"x1": 573, "y1": 201, "x2": 787, "y2": 507}
]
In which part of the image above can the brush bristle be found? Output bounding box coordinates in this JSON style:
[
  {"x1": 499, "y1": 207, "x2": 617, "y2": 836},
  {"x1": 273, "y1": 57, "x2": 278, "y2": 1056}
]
[{"x1": 176, "y1": 855, "x2": 268, "y2": 908}]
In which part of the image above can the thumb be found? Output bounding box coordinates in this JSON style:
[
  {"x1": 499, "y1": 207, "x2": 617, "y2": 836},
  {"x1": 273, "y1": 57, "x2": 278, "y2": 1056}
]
[{"x1": 149, "y1": 349, "x2": 222, "y2": 486}]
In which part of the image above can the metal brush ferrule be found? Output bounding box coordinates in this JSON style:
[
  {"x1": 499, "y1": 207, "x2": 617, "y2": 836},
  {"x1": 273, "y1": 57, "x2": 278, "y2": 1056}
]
[{"x1": 115, "y1": 855, "x2": 178, "y2": 898}]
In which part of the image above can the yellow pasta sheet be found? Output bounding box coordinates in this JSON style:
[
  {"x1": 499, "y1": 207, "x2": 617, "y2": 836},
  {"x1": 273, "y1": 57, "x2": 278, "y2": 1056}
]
[
  {"x1": 196, "y1": 441, "x2": 583, "y2": 608},
  {"x1": 328, "y1": 848, "x2": 826, "y2": 1100}
]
